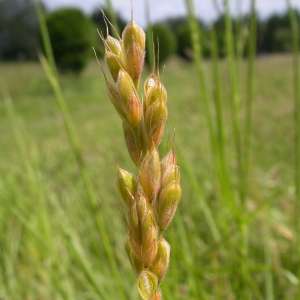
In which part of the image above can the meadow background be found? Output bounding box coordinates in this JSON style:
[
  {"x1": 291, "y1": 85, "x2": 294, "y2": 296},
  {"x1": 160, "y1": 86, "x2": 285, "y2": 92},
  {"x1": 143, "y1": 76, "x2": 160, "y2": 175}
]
[{"x1": 0, "y1": 0, "x2": 300, "y2": 299}]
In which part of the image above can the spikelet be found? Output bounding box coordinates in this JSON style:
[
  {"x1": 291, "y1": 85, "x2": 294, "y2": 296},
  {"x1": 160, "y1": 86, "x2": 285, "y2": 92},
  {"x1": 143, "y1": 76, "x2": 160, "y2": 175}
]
[
  {"x1": 137, "y1": 270, "x2": 158, "y2": 300},
  {"x1": 123, "y1": 122, "x2": 141, "y2": 166},
  {"x1": 100, "y1": 10, "x2": 180, "y2": 300},
  {"x1": 125, "y1": 236, "x2": 143, "y2": 276},
  {"x1": 156, "y1": 150, "x2": 181, "y2": 231},
  {"x1": 129, "y1": 192, "x2": 158, "y2": 267},
  {"x1": 122, "y1": 17, "x2": 145, "y2": 89},
  {"x1": 117, "y1": 69, "x2": 142, "y2": 128},
  {"x1": 144, "y1": 74, "x2": 168, "y2": 148},
  {"x1": 103, "y1": 33, "x2": 126, "y2": 82},
  {"x1": 149, "y1": 238, "x2": 170, "y2": 283}
]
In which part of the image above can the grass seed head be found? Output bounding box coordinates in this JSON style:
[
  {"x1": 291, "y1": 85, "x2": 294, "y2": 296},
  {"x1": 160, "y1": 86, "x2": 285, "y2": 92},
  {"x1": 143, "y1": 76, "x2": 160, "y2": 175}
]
[{"x1": 101, "y1": 12, "x2": 180, "y2": 298}]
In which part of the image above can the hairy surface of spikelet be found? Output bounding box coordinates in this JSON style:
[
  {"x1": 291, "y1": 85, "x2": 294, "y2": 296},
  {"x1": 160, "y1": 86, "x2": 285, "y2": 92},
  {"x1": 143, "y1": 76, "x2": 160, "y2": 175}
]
[{"x1": 101, "y1": 12, "x2": 181, "y2": 300}]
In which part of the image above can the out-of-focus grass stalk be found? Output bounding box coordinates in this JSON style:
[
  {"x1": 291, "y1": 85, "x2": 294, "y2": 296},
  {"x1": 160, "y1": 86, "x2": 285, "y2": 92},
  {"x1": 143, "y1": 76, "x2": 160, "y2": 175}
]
[
  {"x1": 224, "y1": 1, "x2": 255, "y2": 297},
  {"x1": 264, "y1": 236, "x2": 274, "y2": 300},
  {"x1": 286, "y1": 0, "x2": 300, "y2": 296},
  {"x1": 36, "y1": 3, "x2": 126, "y2": 299},
  {"x1": 209, "y1": 25, "x2": 236, "y2": 220},
  {"x1": 184, "y1": 0, "x2": 237, "y2": 226},
  {"x1": 225, "y1": 0, "x2": 253, "y2": 294},
  {"x1": 178, "y1": 146, "x2": 219, "y2": 299},
  {"x1": 234, "y1": 0, "x2": 248, "y2": 67},
  {"x1": 239, "y1": 4, "x2": 257, "y2": 296},
  {"x1": 224, "y1": 0, "x2": 244, "y2": 205},
  {"x1": 145, "y1": 0, "x2": 154, "y2": 68},
  {"x1": 243, "y1": 0, "x2": 256, "y2": 211},
  {"x1": 210, "y1": 27, "x2": 224, "y2": 158},
  {"x1": 184, "y1": 0, "x2": 226, "y2": 241},
  {"x1": 184, "y1": 1, "x2": 246, "y2": 296}
]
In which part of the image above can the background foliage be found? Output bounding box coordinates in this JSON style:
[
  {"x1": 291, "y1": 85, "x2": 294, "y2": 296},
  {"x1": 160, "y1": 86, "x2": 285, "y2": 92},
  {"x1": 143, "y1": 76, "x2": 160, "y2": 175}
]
[
  {"x1": 45, "y1": 8, "x2": 97, "y2": 73},
  {"x1": 0, "y1": 0, "x2": 299, "y2": 66}
]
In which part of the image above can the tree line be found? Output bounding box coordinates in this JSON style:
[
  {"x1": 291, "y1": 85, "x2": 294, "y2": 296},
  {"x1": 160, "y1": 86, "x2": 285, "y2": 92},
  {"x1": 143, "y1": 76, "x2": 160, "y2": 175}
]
[{"x1": 0, "y1": 0, "x2": 299, "y2": 73}]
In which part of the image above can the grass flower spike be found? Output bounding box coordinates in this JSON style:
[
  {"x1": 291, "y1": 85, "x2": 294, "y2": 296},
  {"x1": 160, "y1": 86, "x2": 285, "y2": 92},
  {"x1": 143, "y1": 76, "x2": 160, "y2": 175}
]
[{"x1": 101, "y1": 12, "x2": 181, "y2": 299}]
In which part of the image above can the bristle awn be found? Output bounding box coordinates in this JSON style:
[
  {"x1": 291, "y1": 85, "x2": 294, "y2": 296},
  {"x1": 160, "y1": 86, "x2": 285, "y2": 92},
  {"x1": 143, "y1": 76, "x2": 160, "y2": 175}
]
[
  {"x1": 151, "y1": 33, "x2": 156, "y2": 73},
  {"x1": 104, "y1": 0, "x2": 120, "y2": 35},
  {"x1": 92, "y1": 47, "x2": 102, "y2": 68},
  {"x1": 100, "y1": 7, "x2": 122, "y2": 41},
  {"x1": 130, "y1": 0, "x2": 133, "y2": 21}
]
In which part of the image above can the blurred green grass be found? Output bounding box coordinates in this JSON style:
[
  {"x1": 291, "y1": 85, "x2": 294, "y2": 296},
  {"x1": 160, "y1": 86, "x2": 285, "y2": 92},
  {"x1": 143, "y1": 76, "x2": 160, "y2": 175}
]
[{"x1": 0, "y1": 54, "x2": 298, "y2": 299}]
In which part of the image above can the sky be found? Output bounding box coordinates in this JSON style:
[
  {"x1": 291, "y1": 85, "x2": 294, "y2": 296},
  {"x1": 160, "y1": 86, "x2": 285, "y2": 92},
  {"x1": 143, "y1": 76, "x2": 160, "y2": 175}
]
[{"x1": 43, "y1": 0, "x2": 300, "y2": 28}]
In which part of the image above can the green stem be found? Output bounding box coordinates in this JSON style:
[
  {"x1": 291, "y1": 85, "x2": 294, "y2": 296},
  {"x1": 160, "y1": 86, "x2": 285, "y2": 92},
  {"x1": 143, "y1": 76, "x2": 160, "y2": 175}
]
[
  {"x1": 286, "y1": 1, "x2": 300, "y2": 296},
  {"x1": 224, "y1": 0, "x2": 244, "y2": 206},
  {"x1": 185, "y1": 0, "x2": 237, "y2": 240},
  {"x1": 209, "y1": 25, "x2": 236, "y2": 218},
  {"x1": 243, "y1": 0, "x2": 256, "y2": 207},
  {"x1": 210, "y1": 27, "x2": 225, "y2": 158}
]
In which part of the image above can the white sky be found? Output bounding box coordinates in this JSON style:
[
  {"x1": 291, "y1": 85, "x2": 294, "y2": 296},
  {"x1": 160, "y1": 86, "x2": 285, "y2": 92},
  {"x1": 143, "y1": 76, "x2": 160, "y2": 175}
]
[{"x1": 43, "y1": 0, "x2": 300, "y2": 28}]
